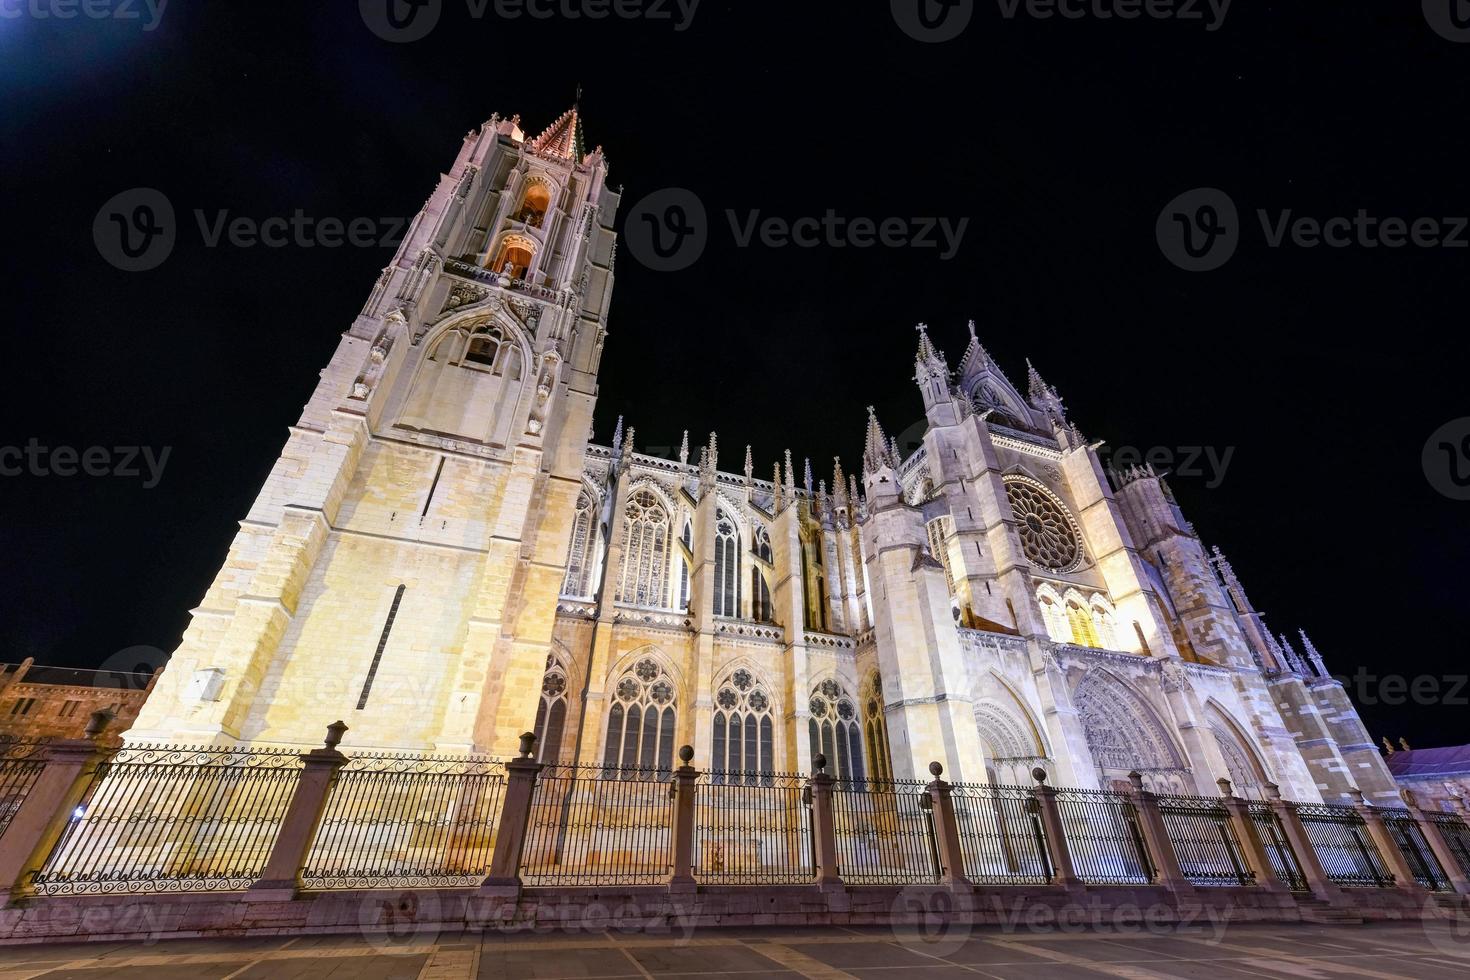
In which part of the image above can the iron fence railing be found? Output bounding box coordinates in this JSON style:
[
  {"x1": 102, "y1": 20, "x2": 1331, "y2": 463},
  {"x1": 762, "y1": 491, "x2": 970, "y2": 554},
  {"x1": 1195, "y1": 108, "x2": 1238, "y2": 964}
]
[
  {"x1": 1155, "y1": 794, "x2": 1253, "y2": 886},
  {"x1": 32, "y1": 745, "x2": 302, "y2": 895},
  {"x1": 301, "y1": 754, "x2": 506, "y2": 889},
  {"x1": 695, "y1": 771, "x2": 812, "y2": 884},
  {"x1": 1295, "y1": 803, "x2": 1393, "y2": 887},
  {"x1": 831, "y1": 778, "x2": 940, "y2": 885},
  {"x1": 1053, "y1": 788, "x2": 1153, "y2": 885},
  {"x1": 1248, "y1": 801, "x2": 1308, "y2": 891},
  {"x1": 0, "y1": 739, "x2": 50, "y2": 842},
  {"x1": 1424, "y1": 811, "x2": 1470, "y2": 879},
  {"x1": 949, "y1": 782, "x2": 1051, "y2": 884},
  {"x1": 521, "y1": 764, "x2": 673, "y2": 885},
  {"x1": 1378, "y1": 807, "x2": 1451, "y2": 892}
]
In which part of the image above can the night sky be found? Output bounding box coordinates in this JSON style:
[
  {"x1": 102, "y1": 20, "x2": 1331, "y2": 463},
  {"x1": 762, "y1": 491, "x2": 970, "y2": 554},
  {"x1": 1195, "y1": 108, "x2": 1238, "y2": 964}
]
[{"x1": 1, "y1": 4, "x2": 1465, "y2": 749}]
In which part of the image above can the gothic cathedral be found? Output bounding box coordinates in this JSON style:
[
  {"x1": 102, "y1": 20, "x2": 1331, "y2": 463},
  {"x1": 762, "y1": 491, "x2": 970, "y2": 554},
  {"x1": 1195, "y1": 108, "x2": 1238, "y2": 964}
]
[{"x1": 127, "y1": 106, "x2": 1400, "y2": 805}]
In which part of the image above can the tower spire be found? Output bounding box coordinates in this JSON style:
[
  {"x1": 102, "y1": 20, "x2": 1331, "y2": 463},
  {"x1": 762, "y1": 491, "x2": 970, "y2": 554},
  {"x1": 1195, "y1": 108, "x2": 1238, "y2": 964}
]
[
  {"x1": 678, "y1": 430, "x2": 689, "y2": 466},
  {"x1": 528, "y1": 105, "x2": 585, "y2": 162},
  {"x1": 862, "y1": 406, "x2": 898, "y2": 480}
]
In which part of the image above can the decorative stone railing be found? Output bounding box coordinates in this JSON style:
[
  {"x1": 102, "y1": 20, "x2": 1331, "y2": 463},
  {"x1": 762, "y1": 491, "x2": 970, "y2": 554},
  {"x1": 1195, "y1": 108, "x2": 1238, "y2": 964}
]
[
  {"x1": 555, "y1": 598, "x2": 597, "y2": 619},
  {"x1": 1049, "y1": 642, "x2": 1154, "y2": 668},
  {"x1": 957, "y1": 628, "x2": 1029, "y2": 657},
  {"x1": 803, "y1": 631, "x2": 855, "y2": 651},
  {"x1": 612, "y1": 605, "x2": 692, "y2": 631},
  {"x1": 442, "y1": 258, "x2": 563, "y2": 303},
  {"x1": 713, "y1": 619, "x2": 783, "y2": 642}
]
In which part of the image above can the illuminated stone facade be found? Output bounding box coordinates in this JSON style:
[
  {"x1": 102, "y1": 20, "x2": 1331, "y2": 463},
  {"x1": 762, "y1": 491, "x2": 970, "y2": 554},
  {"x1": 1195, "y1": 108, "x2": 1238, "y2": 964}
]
[{"x1": 129, "y1": 107, "x2": 1401, "y2": 804}]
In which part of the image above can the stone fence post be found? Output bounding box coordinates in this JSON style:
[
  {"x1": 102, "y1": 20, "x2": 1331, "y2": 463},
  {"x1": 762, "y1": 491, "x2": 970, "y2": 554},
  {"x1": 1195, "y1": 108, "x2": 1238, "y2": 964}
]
[
  {"x1": 0, "y1": 712, "x2": 113, "y2": 903},
  {"x1": 248, "y1": 720, "x2": 350, "y2": 900},
  {"x1": 669, "y1": 746, "x2": 698, "y2": 888},
  {"x1": 1029, "y1": 768, "x2": 1083, "y2": 891},
  {"x1": 1351, "y1": 788, "x2": 1425, "y2": 894},
  {"x1": 1262, "y1": 782, "x2": 1344, "y2": 904},
  {"x1": 482, "y1": 732, "x2": 543, "y2": 896},
  {"x1": 807, "y1": 754, "x2": 842, "y2": 887},
  {"x1": 1396, "y1": 789, "x2": 1470, "y2": 896},
  {"x1": 1127, "y1": 772, "x2": 1194, "y2": 895},
  {"x1": 924, "y1": 762, "x2": 970, "y2": 889},
  {"x1": 1216, "y1": 778, "x2": 1283, "y2": 892}
]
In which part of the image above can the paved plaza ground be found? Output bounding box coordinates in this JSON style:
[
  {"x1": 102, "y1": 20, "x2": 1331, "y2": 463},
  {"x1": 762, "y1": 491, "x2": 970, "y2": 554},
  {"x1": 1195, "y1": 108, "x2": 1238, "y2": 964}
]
[{"x1": 0, "y1": 921, "x2": 1468, "y2": 980}]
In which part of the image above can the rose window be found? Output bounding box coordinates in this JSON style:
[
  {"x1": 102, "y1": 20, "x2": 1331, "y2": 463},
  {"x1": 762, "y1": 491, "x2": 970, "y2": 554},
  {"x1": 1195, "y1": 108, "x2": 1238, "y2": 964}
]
[{"x1": 1005, "y1": 478, "x2": 1081, "y2": 571}]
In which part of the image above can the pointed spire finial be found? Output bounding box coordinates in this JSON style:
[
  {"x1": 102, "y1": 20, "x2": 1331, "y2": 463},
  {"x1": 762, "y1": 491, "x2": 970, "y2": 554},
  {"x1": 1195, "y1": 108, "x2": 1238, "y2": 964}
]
[
  {"x1": 803, "y1": 457, "x2": 813, "y2": 495},
  {"x1": 743, "y1": 444, "x2": 754, "y2": 483},
  {"x1": 862, "y1": 406, "x2": 895, "y2": 480},
  {"x1": 772, "y1": 461, "x2": 785, "y2": 512},
  {"x1": 611, "y1": 415, "x2": 625, "y2": 453},
  {"x1": 968, "y1": 319, "x2": 977, "y2": 339},
  {"x1": 678, "y1": 430, "x2": 689, "y2": 466},
  {"x1": 625, "y1": 426, "x2": 635, "y2": 456}
]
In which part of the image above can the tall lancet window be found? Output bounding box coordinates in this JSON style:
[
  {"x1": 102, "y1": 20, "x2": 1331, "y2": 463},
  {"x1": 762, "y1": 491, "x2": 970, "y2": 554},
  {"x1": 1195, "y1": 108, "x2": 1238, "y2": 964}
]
[
  {"x1": 601, "y1": 657, "x2": 677, "y2": 778},
  {"x1": 807, "y1": 679, "x2": 865, "y2": 783},
  {"x1": 678, "y1": 521, "x2": 692, "y2": 610},
  {"x1": 713, "y1": 509, "x2": 740, "y2": 617},
  {"x1": 711, "y1": 667, "x2": 774, "y2": 784},
  {"x1": 863, "y1": 673, "x2": 894, "y2": 782},
  {"x1": 751, "y1": 526, "x2": 773, "y2": 623},
  {"x1": 562, "y1": 490, "x2": 598, "y2": 598},
  {"x1": 616, "y1": 489, "x2": 670, "y2": 608},
  {"x1": 532, "y1": 653, "x2": 569, "y2": 763}
]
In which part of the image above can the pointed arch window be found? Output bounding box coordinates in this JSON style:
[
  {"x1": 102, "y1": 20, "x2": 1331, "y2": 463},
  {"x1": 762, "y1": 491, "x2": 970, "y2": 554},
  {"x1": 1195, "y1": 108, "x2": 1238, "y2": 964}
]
[
  {"x1": 1090, "y1": 597, "x2": 1118, "y2": 650},
  {"x1": 616, "y1": 489, "x2": 671, "y2": 608},
  {"x1": 711, "y1": 667, "x2": 774, "y2": 784},
  {"x1": 601, "y1": 657, "x2": 677, "y2": 778},
  {"x1": 751, "y1": 526, "x2": 773, "y2": 623},
  {"x1": 562, "y1": 490, "x2": 599, "y2": 598},
  {"x1": 807, "y1": 679, "x2": 865, "y2": 783},
  {"x1": 713, "y1": 509, "x2": 740, "y2": 618},
  {"x1": 678, "y1": 521, "x2": 692, "y2": 611},
  {"x1": 1066, "y1": 599, "x2": 1101, "y2": 647},
  {"x1": 532, "y1": 654, "x2": 569, "y2": 763},
  {"x1": 862, "y1": 674, "x2": 893, "y2": 783},
  {"x1": 926, "y1": 516, "x2": 957, "y2": 597}
]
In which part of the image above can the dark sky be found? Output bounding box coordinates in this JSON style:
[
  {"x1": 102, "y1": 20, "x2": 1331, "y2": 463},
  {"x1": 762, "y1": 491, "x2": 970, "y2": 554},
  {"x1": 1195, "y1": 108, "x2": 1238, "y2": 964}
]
[{"x1": 1, "y1": 4, "x2": 1465, "y2": 748}]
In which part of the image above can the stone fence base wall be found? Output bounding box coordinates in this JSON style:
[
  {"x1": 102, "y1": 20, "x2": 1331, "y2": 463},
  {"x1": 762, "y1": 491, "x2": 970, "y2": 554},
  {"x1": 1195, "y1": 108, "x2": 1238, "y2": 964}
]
[{"x1": 0, "y1": 884, "x2": 1458, "y2": 946}]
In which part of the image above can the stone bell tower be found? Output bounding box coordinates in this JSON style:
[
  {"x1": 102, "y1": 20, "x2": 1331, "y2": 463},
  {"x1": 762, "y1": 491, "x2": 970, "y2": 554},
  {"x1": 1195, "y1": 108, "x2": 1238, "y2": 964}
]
[{"x1": 129, "y1": 107, "x2": 621, "y2": 755}]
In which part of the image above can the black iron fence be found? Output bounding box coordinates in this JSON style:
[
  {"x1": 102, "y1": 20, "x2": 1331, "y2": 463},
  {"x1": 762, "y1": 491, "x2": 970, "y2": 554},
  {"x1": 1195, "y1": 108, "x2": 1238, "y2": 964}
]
[
  {"x1": 0, "y1": 739, "x2": 50, "y2": 841},
  {"x1": 1424, "y1": 811, "x2": 1470, "y2": 879},
  {"x1": 1155, "y1": 794, "x2": 1253, "y2": 886},
  {"x1": 31, "y1": 745, "x2": 302, "y2": 895},
  {"x1": 1053, "y1": 787, "x2": 1153, "y2": 885},
  {"x1": 520, "y1": 764, "x2": 674, "y2": 886},
  {"x1": 695, "y1": 771, "x2": 811, "y2": 884},
  {"x1": 1379, "y1": 807, "x2": 1451, "y2": 891},
  {"x1": 301, "y1": 754, "x2": 506, "y2": 889},
  {"x1": 1295, "y1": 803, "x2": 1394, "y2": 888},
  {"x1": 1249, "y1": 801, "x2": 1308, "y2": 892},
  {"x1": 831, "y1": 777, "x2": 940, "y2": 884},
  {"x1": 11, "y1": 734, "x2": 1470, "y2": 901},
  {"x1": 949, "y1": 782, "x2": 1051, "y2": 884}
]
